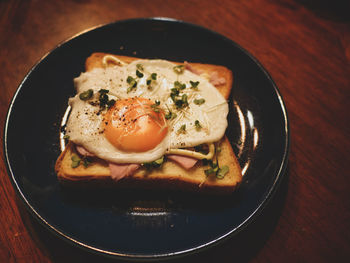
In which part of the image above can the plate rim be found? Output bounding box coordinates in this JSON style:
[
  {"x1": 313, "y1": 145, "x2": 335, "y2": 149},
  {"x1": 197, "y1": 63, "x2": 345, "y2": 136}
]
[{"x1": 3, "y1": 17, "x2": 290, "y2": 260}]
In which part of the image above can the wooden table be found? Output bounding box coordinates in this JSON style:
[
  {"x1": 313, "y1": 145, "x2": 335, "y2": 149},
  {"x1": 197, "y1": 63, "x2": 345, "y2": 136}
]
[{"x1": 1, "y1": 0, "x2": 349, "y2": 262}]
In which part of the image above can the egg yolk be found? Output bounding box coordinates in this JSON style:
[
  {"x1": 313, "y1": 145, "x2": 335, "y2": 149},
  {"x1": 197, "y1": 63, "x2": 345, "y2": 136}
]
[{"x1": 103, "y1": 97, "x2": 168, "y2": 152}]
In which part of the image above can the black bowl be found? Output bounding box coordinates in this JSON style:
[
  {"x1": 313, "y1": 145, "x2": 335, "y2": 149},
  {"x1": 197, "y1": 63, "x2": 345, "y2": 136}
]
[{"x1": 4, "y1": 17, "x2": 289, "y2": 260}]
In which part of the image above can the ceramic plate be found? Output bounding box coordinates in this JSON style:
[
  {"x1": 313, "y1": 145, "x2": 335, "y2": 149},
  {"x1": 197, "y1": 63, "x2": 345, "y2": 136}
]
[{"x1": 4, "y1": 17, "x2": 289, "y2": 260}]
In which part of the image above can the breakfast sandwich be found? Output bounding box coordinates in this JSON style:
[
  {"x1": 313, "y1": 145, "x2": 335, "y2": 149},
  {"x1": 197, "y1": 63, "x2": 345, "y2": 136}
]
[{"x1": 55, "y1": 53, "x2": 242, "y2": 193}]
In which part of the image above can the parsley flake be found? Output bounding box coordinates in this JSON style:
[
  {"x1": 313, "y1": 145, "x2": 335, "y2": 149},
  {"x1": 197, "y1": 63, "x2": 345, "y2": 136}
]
[
  {"x1": 204, "y1": 161, "x2": 218, "y2": 176},
  {"x1": 151, "y1": 100, "x2": 161, "y2": 112},
  {"x1": 174, "y1": 94, "x2": 188, "y2": 109},
  {"x1": 217, "y1": 165, "x2": 229, "y2": 179},
  {"x1": 194, "y1": 120, "x2": 202, "y2": 131},
  {"x1": 177, "y1": 124, "x2": 186, "y2": 134},
  {"x1": 98, "y1": 89, "x2": 115, "y2": 109},
  {"x1": 79, "y1": 89, "x2": 93, "y2": 101},
  {"x1": 71, "y1": 154, "x2": 92, "y2": 168},
  {"x1": 143, "y1": 156, "x2": 164, "y2": 169},
  {"x1": 82, "y1": 158, "x2": 92, "y2": 168},
  {"x1": 71, "y1": 154, "x2": 81, "y2": 168},
  {"x1": 165, "y1": 110, "x2": 177, "y2": 120},
  {"x1": 170, "y1": 81, "x2": 189, "y2": 109},
  {"x1": 190, "y1": 81, "x2": 200, "y2": 90},
  {"x1": 194, "y1": 98, "x2": 205, "y2": 105},
  {"x1": 136, "y1": 69, "x2": 144, "y2": 78},
  {"x1": 202, "y1": 158, "x2": 229, "y2": 179},
  {"x1": 126, "y1": 76, "x2": 137, "y2": 93},
  {"x1": 173, "y1": 65, "x2": 184, "y2": 74},
  {"x1": 147, "y1": 73, "x2": 157, "y2": 90},
  {"x1": 151, "y1": 73, "x2": 157, "y2": 80},
  {"x1": 165, "y1": 105, "x2": 177, "y2": 120},
  {"x1": 174, "y1": 81, "x2": 186, "y2": 90}
]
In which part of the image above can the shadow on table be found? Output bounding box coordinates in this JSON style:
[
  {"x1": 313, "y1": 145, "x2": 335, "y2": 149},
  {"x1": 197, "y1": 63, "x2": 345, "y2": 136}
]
[{"x1": 17, "y1": 166, "x2": 289, "y2": 263}]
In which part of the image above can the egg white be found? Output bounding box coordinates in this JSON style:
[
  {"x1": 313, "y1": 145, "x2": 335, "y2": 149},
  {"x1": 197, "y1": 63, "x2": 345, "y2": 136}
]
[{"x1": 66, "y1": 59, "x2": 228, "y2": 163}]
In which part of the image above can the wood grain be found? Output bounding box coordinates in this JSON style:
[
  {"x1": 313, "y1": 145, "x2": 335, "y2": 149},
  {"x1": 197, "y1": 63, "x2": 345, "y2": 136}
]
[{"x1": 1, "y1": 0, "x2": 349, "y2": 262}]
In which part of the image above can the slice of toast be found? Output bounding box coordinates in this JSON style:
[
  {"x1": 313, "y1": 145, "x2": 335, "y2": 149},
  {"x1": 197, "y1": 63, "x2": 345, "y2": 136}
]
[{"x1": 55, "y1": 53, "x2": 242, "y2": 194}]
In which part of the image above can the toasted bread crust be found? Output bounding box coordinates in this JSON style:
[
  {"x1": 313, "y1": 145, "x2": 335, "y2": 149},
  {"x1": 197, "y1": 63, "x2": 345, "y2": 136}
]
[{"x1": 55, "y1": 53, "x2": 241, "y2": 193}]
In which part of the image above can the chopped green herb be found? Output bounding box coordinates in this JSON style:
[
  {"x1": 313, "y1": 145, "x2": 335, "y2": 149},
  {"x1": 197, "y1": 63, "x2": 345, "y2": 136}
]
[
  {"x1": 194, "y1": 120, "x2": 202, "y2": 131},
  {"x1": 151, "y1": 100, "x2": 161, "y2": 112},
  {"x1": 136, "y1": 64, "x2": 144, "y2": 71},
  {"x1": 98, "y1": 89, "x2": 109, "y2": 107},
  {"x1": 154, "y1": 156, "x2": 164, "y2": 166},
  {"x1": 99, "y1": 89, "x2": 109, "y2": 94},
  {"x1": 165, "y1": 105, "x2": 177, "y2": 120},
  {"x1": 170, "y1": 90, "x2": 177, "y2": 102},
  {"x1": 82, "y1": 158, "x2": 92, "y2": 168},
  {"x1": 211, "y1": 162, "x2": 219, "y2": 172},
  {"x1": 202, "y1": 157, "x2": 229, "y2": 179},
  {"x1": 126, "y1": 76, "x2": 137, "y2": 93},
  {"x1": 170, "y1": 81, "x2": 189, "y2": 109},
  {"x1": 174, "y1": 81, "x2": 186, "y2": 90},
  {"x1": 177, "y1": 124, "x2": 186, "y2": 134},
  {"x1": 97, "y1": 89, "x2": 115, "y2": 110},
  {"x1": 170, "y1": 87, "x2": 180, "y2": 97},
  {"x1": 165, "y1": 112, "x2": 171, "y2": 120},
  {"x1": 143, "y1": 156, "x2": 164, "y2": 169},
  {"x1": 63, "y1": 134, "x2": 70, "y2": 140},
  {"x1": 99, "y1": 94, "x2": 108, "y2": 106},
  {"x1": 79, "y1": 89, "x2": 93, "y2": 101},
  {"x1": 71, "y1": 154, "x2": 81, "y2": 168},
  {"x1": 151, "y1": 73, "x2": 157, "y2": 80},
  {"x1": 146, "y1": 73, "x2": 157, "y2": 90},
  {"x1": 107, "y1": 99, "x2": 116, "y2": 109},
  {"x1": 127, "y1": 76, "x2": 136, "y2": 85},
  {"x1": 136, "y1": 69, "x2": 144, "y2": 78},
  {"x1": 71, "y1": 154, "x2": 80, "y2": 162},
  {"x1": 204, "y1": 163, "x2": 219, "y2": 176},
  {"x1": 204, "y1": 168, "x2": 212, "y2": 176},
  {"x1": 71, "y1": 154, "x2": 92, "y2": 168},
  {"x1": 216, "y1": 165, "x2": 229, "y2": 179},
  {"x1": 71, "y1": 161, "x2": 80, "y2": 168},
  {"x1": 194, "y1": 98, "x2": 205, "y2": 105},
  {"x1": 173, "y1": 65, "x2": 184, "y2": 74},
  {"x1": 172, "y1": 94, "x2": 188, "y2": 109},
  {"x1": 165, "y1": 110, "x2": 177, "y2": 120},
  {"x1": 190, "y1": 81, "x2": 200, "y2": 90}
]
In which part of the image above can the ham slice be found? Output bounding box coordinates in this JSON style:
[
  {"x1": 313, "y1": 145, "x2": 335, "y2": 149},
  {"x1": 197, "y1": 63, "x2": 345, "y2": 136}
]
[
  {"x1": 74, "y1": 145, "x2": 140, "y2": 180},
  {"x1": 109, "y1": 163, "x2": 140, "y2": 181},
  {"x1": 75, "y1": 145, "x2": 95, "y2": 157},
  {"x1": 184, "y1": 61, "x2": 203, "y2": 75},
  {"x1": 167, "y1": 155, "x2": 198, "y2": 170},
  {"x1": 74, "y1": 145, "x2": 196, "y2": 178},
  {"x1": 209, "y1": 71, "x2": 226, "y2": 86}
]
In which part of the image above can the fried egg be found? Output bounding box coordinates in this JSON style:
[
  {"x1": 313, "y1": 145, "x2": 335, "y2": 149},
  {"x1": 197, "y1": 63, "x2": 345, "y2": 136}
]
[{"x1": 65, "y1": 58, "x2": 228, "y2": 163}]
